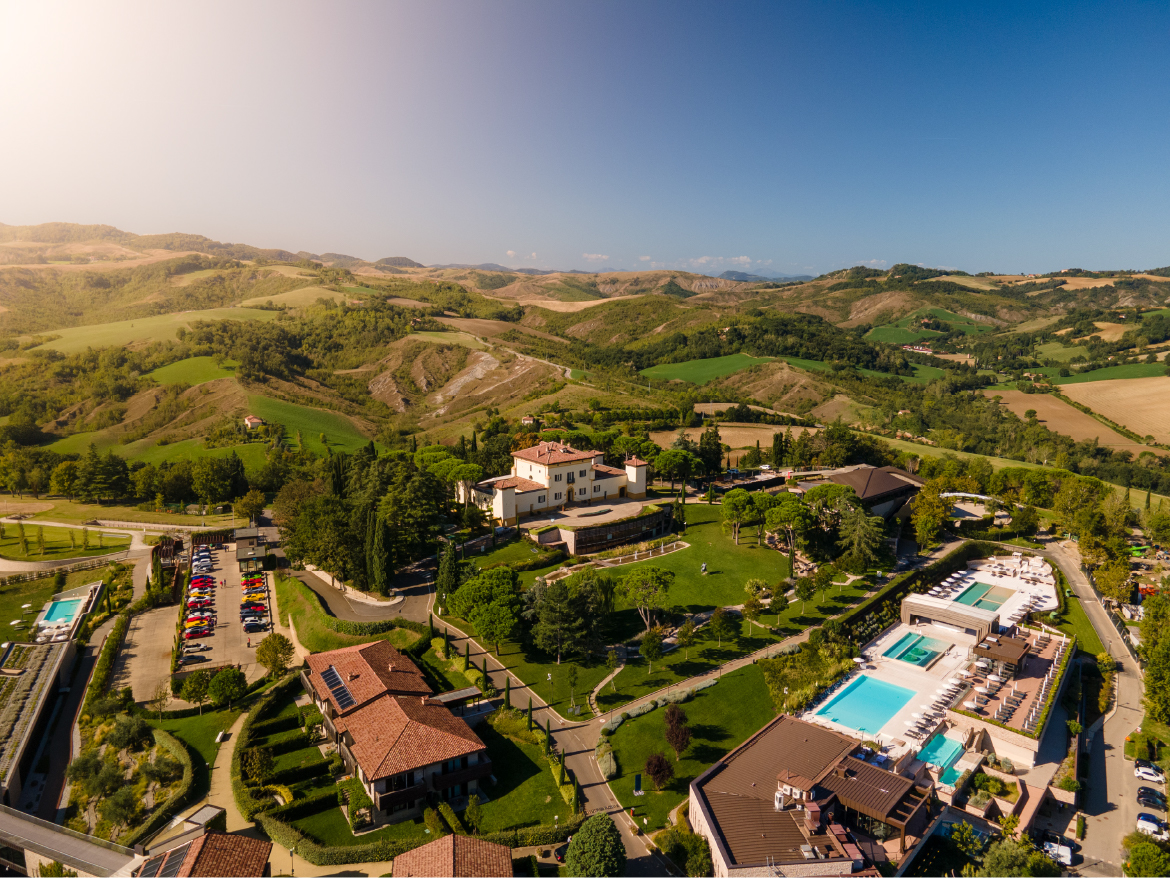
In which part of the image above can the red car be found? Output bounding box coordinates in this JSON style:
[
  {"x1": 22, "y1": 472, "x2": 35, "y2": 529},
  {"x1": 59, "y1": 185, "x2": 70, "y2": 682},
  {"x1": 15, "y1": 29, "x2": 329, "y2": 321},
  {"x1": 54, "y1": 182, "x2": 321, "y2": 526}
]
[
  {"x1": 187, "y1": 599, "x2": 214, "y2": 609},
  {"x1": 242, "y1": 576, "x2": 264, "y2": 585},
  {"x1": 183, "y1": 627, "x2": 212, "y2": 640},
  {"x1": 241, "y1": 605, "x2": 267, "y2": 615}
]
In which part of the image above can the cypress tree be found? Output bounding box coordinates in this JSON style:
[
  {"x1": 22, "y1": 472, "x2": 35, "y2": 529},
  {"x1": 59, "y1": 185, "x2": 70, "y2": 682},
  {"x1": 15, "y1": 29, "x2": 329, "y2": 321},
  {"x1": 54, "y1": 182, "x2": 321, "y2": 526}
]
[
  {"x1": 443, "y1": 627, "x2": 449, "y2": 659},
  {"x1": 1147, "y1": 489, "x2": 1152, "y2": 511},
  {"x1": 429, "y1": 613, "x2": 434, "y2": 639},
  {"x1": 482, "y1": 657, "x2": 489, "y2": 691},
  {"x1": 436, "y1": 542, "x2": 459, "y2": 612},
  {"x1": 545, "y1": 717, "x2": 552, "y2": 755},
  {"x1": 369, "y1": 517, "x2": 389, "y2": 595},
  {"x1": 772, "y1": 431, "x2": 782, "y2": 466},
  {"x1": 559, "y1": 750, "x2": 566, "y2": 784},
  {"x1": 572, "y1": 776, "x2": 581, "y2": 814},
  {"x1": 471, "y1": 432, "x2": 478, "y2": 453},
  {"x1": 463, "y1": 641, "x2": 470, "y2": 672},
  {"x1": 527, "y1": 698, "x2": 533, "y2": 731},
  {"x1": 504, "y1": 676, "x2": 511, "y2": 709}
]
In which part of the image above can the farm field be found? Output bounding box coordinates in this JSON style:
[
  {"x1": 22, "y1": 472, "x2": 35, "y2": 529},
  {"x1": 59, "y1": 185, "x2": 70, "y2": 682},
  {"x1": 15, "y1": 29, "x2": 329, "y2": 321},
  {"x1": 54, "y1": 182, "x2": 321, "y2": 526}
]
[
  {"x1": 1054, "y1": 362, "x2": 1167, "y2": 384},
  {"x1": 1074, "y1": 322, "x2": 1129, "y2": 342},
  {"x1": 128, "y1": 437, "x2": 270, "y2": 468},
  {"x1": 640, "y1": 353, "x2": 774, "y2": 385},
  {"x1": 865, "y1": 307, "x2": 994, "y2": 345},
  {"x1": 989, "y1": 389, "x2": 1143, "y2": 449},
  {"x1": 239, "y1": 286, "x2": 350, "y2": 308},
  {"x1": 1059, "y1": 376, "x2": 1170, "y2": 444},
  {"x1": 246, "y1": 394, "x2": 372, "y2": 453},
  {"x1": 774, "y1": 355, "x2": 933, "y2": 385},
  {"x1": 1035, "y1": 341, "x2": 1087, "y2": 362},
  {"x1": 24, "y1": 307, "x2": 280, "y2": 353},
  {"x1": 409, "y1": 330, "x2": 488, "y2": 350},
  {"x1": 650, "y1": 422, "x2": 819, "y2": 449},
  {"x1": 148, "y1": 356, "x2": 238, "y2": 386}
]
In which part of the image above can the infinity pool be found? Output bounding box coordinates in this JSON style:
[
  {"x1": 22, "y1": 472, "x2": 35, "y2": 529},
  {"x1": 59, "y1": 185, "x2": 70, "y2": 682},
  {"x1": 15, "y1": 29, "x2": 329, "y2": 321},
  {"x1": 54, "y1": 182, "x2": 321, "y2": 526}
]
[
  {"x1": 955, "y1": 582, "x2": 1015, "y2": 611},
  {"x1": 44, "y1": 599, "x2": 81, "y2": 624},
  {"x1": 816, "y1": 676, "x2": 915, "y2": 736},
  {"x1": 884, "y1": 632, "x2": 949, "y2": 667},
  {"x1": 919, "y1": 733, "x2": 963, "y2": 768}
]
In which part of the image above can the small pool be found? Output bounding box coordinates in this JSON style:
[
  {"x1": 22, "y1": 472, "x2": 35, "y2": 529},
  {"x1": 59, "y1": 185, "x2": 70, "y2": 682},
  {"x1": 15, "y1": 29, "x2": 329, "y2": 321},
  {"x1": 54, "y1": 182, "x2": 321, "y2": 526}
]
[
  {"x1": 919, "y1": 733, "x2": 964, "y2": 769},
  {"x1": 816, "y1": 675, "x2": 915, "y2": 736},
  {"x1": 955, "y1": 582, "x2": 1014, "y2": 611},
  {"x1": 43, "y1": 599, "x2": 81, "y2": 624},
  {"x1": 884, "y1": 632, "x2": 949, "y2": 667},
  {"x1": 940, "y1": 765, "x2": 964, "y2": 786}
]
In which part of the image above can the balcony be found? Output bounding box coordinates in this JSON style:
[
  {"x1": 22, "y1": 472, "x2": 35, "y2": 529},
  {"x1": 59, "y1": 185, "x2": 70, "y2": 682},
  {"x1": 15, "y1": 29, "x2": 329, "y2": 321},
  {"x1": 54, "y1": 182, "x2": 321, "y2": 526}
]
[
  {"x1": 377, "y1": 781, "x2": 427, "y2": 811},
  {"x1": 431, "y1": 756, "x2": 493, "y2": 791}
]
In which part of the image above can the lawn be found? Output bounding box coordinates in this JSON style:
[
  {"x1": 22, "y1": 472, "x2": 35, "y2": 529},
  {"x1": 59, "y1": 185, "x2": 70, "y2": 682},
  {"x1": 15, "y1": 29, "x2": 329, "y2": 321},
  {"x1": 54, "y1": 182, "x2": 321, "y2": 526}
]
[
  {"x1": 1127, "y1": 716, "x2": 1170, "y2": 774},
  {"x1": 1054, "y1": 362, "x2": 1168, "y2": 384},
  {"x1": 640, "y1": 354, "x2": 775, "y2": 385},
  {"x1": 0, "y1": 523, "x2": 130, "y2": 561},
  {"x1": 247, "y1": 394, "x2": 373, "y2": 454},
  {"x1": 19, "y1": 498, "x2": 236, "y2": 528},
  {"x1": 0, "y1": 568, "x2": 98, "y2": 643},
  {"x1": 47, "y1": 430, "x2": 270, "y2": 470},
  {"x1": 148, "y1": 356, "x2": 239, "y2": 386},
  {"x1": 25, "y1": 308, "x2": 280, "y2": 353},
  {"x1": 149, "y1": 706, "x2": 242, "y2": 799},
  {"x1": 608, "y1": 663, "x2": 776, "y2": 831},
  {"x1": 274, "y1": 574, "x2": 422, "y2": 654},
  {"x1": 1050, "y1": 590, "x2": 1105, "y2": 655},
  {"x1": 464, "y1": 539, "x2": 566, "y2": 589}
]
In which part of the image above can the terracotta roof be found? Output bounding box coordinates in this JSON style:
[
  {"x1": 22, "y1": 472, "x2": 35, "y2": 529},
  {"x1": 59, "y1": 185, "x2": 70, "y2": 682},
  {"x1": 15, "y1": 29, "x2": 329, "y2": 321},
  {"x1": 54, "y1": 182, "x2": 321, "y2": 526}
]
[
  {"x1": 392, "y1": 834, "x2": 512, "y2": 877},
  {"x1": 305, "y1": 641, "x2": 430, "y2": 714},
  {"x1": 592, "y1": 464, "x2": 626, "y2": 478},
  {"x1": 178, "y1": 831, "x2": 272, "y2": 877},
  {"x1": 339, "y1": 694, "x2": 486, "y2": 780},
  {"x1": 626, "y1": 457, "x2": 649, "y2": 466},
  {"x1": 512, "y1": 441, "x2": 599, "y2": 464},
  {"x1": 480, "y1": 476, "x2": 546, "y2": 493}
]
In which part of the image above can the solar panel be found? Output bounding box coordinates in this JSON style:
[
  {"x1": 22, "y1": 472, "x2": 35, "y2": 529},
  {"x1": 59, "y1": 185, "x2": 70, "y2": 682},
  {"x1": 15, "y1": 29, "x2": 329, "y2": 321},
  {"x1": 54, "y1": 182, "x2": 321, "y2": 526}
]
[
  {"x1": 322, "y1": 665, "x2": 356, "y2": 710},
  {"x1": 137, "y1": 843, "x2": 190, "y2": 878},
  {"x1": 138, "y1": 853, "x2": 166, "y2": 877}
]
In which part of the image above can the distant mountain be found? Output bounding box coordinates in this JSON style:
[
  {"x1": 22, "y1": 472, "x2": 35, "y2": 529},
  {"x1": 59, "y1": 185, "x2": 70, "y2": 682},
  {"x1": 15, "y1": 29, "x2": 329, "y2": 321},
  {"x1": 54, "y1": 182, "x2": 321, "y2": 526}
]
[
  {"x1": 376, "y1": 256, "x2": 424, "y2": 268},
  {"x1": 718, "y1": 270, "x2": 813, "y2": 282}
]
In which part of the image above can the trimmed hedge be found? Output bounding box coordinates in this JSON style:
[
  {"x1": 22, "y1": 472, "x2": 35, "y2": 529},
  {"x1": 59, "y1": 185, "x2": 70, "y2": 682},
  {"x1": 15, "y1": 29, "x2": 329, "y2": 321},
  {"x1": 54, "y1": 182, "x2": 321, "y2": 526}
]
[
  {"x1": 120, "y1": 729, "x2": 195, "y2": 847},
  {"x1": 438, "y1": 801, "x2": 466, "y2": 834},
  {"x1": 262, "y1": 783, "x2": 297, "y2": 805},
  {"x1": 232, "y1": 674, "x2": 304, "y2": 820},
  {"x1": 83, "y1": 611, "x2": 130, "y2": 712}
]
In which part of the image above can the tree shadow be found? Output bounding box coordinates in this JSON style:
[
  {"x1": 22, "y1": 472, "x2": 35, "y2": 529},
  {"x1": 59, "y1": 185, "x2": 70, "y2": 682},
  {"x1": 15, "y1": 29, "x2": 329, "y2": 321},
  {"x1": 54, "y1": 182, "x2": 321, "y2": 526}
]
[{"x1": 690, "y1": 723, "x2": 730, "y2": 743}]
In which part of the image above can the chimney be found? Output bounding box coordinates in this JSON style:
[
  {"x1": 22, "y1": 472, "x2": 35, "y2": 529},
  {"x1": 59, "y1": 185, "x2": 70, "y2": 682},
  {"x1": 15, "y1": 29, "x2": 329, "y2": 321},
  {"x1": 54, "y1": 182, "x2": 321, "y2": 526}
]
[
  {"x1": 388, "y1": 664, "x2": 394, "y2": 673},
  {"x1": 348, "y1": 673, "x2": 358, "y2": 681}
]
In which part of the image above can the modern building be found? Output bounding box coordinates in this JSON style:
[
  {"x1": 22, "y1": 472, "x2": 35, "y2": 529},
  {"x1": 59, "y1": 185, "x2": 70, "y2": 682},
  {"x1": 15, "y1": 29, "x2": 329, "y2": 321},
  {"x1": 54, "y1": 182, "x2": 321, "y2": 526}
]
[
  {"x1": 823, "y1": 465, "x2": 925, "y2": 519},
  {"x1": 690, "y1": 715, "x2": 931, "y2": 877},
  {"x1": 301, "y1": 641, "x2": 491, "y2": 824},
  {"x1": 461, "y1": 441, "x2": 647, "y2": 526},
  {"x1": 391, "y1": 834, "x2": 513, "y2": 877}
]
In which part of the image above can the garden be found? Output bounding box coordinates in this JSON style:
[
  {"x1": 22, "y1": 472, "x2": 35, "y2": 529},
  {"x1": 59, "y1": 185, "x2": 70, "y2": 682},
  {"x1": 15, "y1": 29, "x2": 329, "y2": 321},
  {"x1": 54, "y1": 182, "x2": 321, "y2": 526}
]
[{"x1": 273, "y1": 574, "x2": 424, "y2": 654}]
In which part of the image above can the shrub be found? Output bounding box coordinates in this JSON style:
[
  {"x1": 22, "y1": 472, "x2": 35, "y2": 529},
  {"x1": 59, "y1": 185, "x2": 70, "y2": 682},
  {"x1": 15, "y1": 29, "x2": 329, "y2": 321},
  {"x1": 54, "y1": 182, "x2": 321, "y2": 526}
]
[
  {"x1": 565, "y1": 814, "x2": 627, "y2": 878},
  {"x1": 438, "y1": 801, "x2": 466, "y2": 834},
  {"x1": 645, "y1": 753, "x2": 673, "y2": 790},
  {"x1": 120, "y1": 729, "x2": 195, "y2": 847},
  {"x1": 424, "y1": 807, "x2": 446, "y2": 837}
]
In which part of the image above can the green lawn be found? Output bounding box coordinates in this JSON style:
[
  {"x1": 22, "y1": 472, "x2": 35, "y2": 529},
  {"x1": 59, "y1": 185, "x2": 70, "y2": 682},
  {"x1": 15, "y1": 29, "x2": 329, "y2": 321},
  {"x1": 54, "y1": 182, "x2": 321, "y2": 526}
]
[
  {"x1": 0, "y1": 523, "x2": 130, "y2": 561},
  {"x1": 20, "y1": 498, "x2": 236, "y2": 528},
  {"x1": 25, "y1": 308, "x2": 280, "y2": 353},
  {"x1": 293, "y1": 803, "x2": 430, "y2": 848},
  {"x1": 274, "y1": 574, "x2": 422, "y2": 654},
  {"x1": 464, "y1": 540, "x2": 566, "y2": 589},
  {"x1": 247, "y1": 394, "x2": 372, "y2": 454},
  {"x1": 1054, "y1": 362, "x2": 1168, "y2": 384},
  {"x1": 148, "y1": 356, "x2": 239, "y2": 386},
  {"x1": 608, "y1": 663, "x2": 776, "y2": 831},
  {"x1": 640, "y1": 354, "x2": 775, "y2": 385},
  {"x1": 1050, "y1": 590, "x2": 1105, "y2": 655},
  {"x1": 47, "y1": 429, "x2": 270, "y2": 469},
  {"x1": 1036, "y1": 341, "x2": 1088, "y2": 363},
  {"x1": 150, "y1": 708, "x2": 241, "y2": 767},
  {"x1": 0, "y1": 569, "x2": 98, "y2": 643}
]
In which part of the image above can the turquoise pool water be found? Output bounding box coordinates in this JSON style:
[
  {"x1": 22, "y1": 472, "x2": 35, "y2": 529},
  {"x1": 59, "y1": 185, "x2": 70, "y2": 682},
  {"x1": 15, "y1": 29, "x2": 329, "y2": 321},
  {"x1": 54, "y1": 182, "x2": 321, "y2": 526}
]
[
  {"x1": 940, "y1": 766, "x2": 963, "y2": 786},
  {"x1": 44, "y1": 599, "x2": 81, "y2": 623},
  {"x1": 955, "y1": 582, "x2": 1014, "y2": 611},
  {"x1": 884, "y1": 632, "x2": 949, "y2": 667},
  {"x1": 816, "y1": 676, "x2": 915, "y2": 735},
  {"x1": 919, "y1": 733, "x2": 963, "y2": 769}
]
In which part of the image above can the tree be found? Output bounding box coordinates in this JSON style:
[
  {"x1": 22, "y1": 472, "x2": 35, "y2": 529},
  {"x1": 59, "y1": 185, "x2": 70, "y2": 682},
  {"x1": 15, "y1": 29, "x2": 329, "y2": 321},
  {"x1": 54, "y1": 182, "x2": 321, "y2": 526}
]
[
  {"x1": 911, "y1": 487, "x2": 951, "y2": 550},
  {"x1": 765, "y1": 496, "x2": 812, "y2": 578},
  {"x1": 256, "y1": 633, "x2": 295, "y2": 679},
  {"x1": 192, "y1": 456, "x2": 231, "y2": 511},
  {"x1": 100, "y1": 787, "x2": 138, "y2": 829},
  {"x1": 1128, "y1": 842, "x2": 1170, "y2": 878},
  {"x1": 564, "y1": 813, "x2": 627, "y2": 878},
  {"x1": 37, "y1": 862, "x2": 79, "y2": 877},
  {"x1": 209, "y1": 667, "x2": 248, "y2": 708},
  {"x1": 795, "y1": 577, "x2": 816, "y2": 615},
  {"x1": 179, "y1": 669, "x2": 211, "y2": 715},
  {"x1": 1146, "y1": 634, "x2": 1170, "y2": 723},
  {"x1": 620, "y1": 566, "x2": 674, "y2": 631},
  {"x1": 721, "y1": 489, "x2": 756, "y2": 544},
  {"x1": 532, "y1": 579, "x2": 582, "y2": 664},
  {"x1": 606, "y1": 649, "x2": 620, "y2": 692},
  {"x1": 436, "y1": 541, "x2": 459, "y2": 611},
  {"x1": 243, "y1": 747, "x2": 275, "y2": 785},
  {"x1": 742, "y1": 594, "x2": 763, "y2": 635},
  {"x1": 148, "y1": 680, "x2": 170, "y2": 720},
  {"x1": 236, "y1": 488, "x2": 266, "y2": 525},
  {"x1": 837, "y1": 508, "x2": 886, "y2": 568},
  {"x1": 423, "y1": 806, "x2": 445, "y2": 837},
  {"x1": 640, "y1": 628, "x2": 663, "y2": 674},
  {"x1": 645, "y1": 752, "x2": 674, "y2": 790},
  {"x1": 977, "y1": 836, "x2": 1060, "y2": 877},
  {"x1": 568, "y1": 664, "x2": 579, "y2": 708},
  {"x1": 470, "y1": 600, "x2": 517, "y2": 656},
  {"x1": 665, "y1": 705, "x2": 692, "y2": 759},
  {"x1": 745, "y1": 577, "x2": 769, "y2": 599},
  {"x1": 1095, "y1": 560, "x2": 1131, "y2": 604},
  {"x1": 465, "y1": 794, "x2": 483, "y2": 834},
  {"x1": 675, "y1": 619, "x2": 696, "y2": 660},
  {"x1": 950, "y1": 821, "x2": 982, "y2": 859},
  {"x1": 708, "y1": 606, "x2": 736, "y2": 647},
  {"x1": 50, "y1": 461, "x2": 78, "y2": 499}
]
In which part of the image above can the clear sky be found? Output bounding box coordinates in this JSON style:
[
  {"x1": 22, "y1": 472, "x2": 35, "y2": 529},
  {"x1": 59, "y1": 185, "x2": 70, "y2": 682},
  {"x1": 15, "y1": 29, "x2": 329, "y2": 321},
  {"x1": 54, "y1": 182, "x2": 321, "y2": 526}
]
[{"x1": 1, "y1": 0, "x2": 1168, "y2": 275}]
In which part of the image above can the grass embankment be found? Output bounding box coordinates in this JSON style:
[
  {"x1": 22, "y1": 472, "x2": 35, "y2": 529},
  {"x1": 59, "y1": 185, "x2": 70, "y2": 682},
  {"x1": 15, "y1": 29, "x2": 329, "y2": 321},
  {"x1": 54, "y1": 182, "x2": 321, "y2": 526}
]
[
  {"x1": 0, "y1": 524, "x2": 130, "y2": 561},
  {"x1": 608, "y1": 663, "x2": 776, "y2": 831},
  {"x1": 273, "y1": 575, "x2": 420, "y2": 654}
]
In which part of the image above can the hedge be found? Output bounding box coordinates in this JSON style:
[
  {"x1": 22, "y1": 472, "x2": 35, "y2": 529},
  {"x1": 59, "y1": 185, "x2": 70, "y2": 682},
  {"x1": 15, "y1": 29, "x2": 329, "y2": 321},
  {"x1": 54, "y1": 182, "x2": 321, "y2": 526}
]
[
  {"x1": 261, "y1": 783, "x2": 297, "y2": 806},
  {"x1": 438, "y1": 801, "x2": 466, "y2": 834},
  {"x1": 83, "y1": 612, "x2": 130, "y2": 713},
  {"x1": 120, "y1": 729, "x2": 195, "y2": 847},
  {"x1": 232, "y1": 673, "x2": 304, "y2": 820},
  {"x1": 134, "y1": 674, "x2": 270, "y2": 720}
]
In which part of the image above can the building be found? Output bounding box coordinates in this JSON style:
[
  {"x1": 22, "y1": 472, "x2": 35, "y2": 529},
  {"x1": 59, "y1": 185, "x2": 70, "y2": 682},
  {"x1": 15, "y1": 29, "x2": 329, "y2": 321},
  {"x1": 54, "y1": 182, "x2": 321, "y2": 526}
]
[
  {"x1": 135, "y1": 831, "x2": 272, "y2": 877},
  {"x1": 461, "y1": 441, "x2": 648, "y2": 526},
  {"x1": 301, "y1": 641, "x2": 491, "y2": 824},
  {"x1": 392, "y1": 834, "x2": 513, "y2": 877},
  {"x1": 236, "y1": 543, "x2": 268, "y2": 574},
  {"x1": 823, "y1": 465, "x2": 924, "y2": 519},
  {"x1": 520, "y1": 415, "x2": 537, "y2": 426},
  {"x1": 243, "y1": 415, "x2": 264, "y2": 430},
  {"x1": 234, "y1": 527, "x2": 260, "y2": 548},
  {"x1": 690, "y1": 716, "x2": 930, "y2": 877}
]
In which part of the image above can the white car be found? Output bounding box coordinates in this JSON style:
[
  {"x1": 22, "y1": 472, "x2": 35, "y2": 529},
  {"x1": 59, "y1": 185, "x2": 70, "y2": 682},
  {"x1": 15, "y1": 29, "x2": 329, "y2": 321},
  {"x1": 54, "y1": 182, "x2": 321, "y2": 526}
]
[
  {"x1": 1137, "y1": 764, "x2": 1166, "y2": 784},
  {"x1": 1043, "y1": 840, "x2": 1072, "y2": 867},
  {"x1": 183, "y1": 642, "x2": 211, "y2": 653},
  {"x1": 187, "y1": 610, "x2": 215, "y2": 619},
  {"x1": 1138, "y1": 813, "x2": 1169, "y2": 840}
]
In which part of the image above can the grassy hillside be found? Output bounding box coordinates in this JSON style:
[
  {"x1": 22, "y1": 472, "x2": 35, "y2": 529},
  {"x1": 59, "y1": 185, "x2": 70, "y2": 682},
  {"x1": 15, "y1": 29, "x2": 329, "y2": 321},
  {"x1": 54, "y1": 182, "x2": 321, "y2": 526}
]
[
  {"x1": 25, "y1": 308, "x2": 279, "y2": 352},
  {"x1": 640, "y1": 353, "x2": 774, "y2": 384},
  {"x1": 246, "y1": 394, "x2": 372, "y2": 453},
  {"x1": 148, "y1": 356, "x2": 238, "y2": 386}
]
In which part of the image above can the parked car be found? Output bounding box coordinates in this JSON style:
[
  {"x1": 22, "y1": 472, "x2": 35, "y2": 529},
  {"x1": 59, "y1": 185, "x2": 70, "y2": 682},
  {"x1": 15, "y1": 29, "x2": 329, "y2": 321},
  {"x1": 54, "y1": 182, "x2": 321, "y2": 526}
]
[
  {"x1": 185, "y1": 618, "x2": 212, "y2": 629},
  {"x1": 1139, "y1": 788, "x2": 1168, "y2": 811},
  {"x1": 240, "y1": 606, "x2": 267, "y2": 617},
  {"x1": 1042, "y1": 840, "x2": 1073, "y2": 867},
  {"x1": 188, "y1": 590, "x2": 213, "y2": 599},
  {"x1": 1137, "y1": 764, "x2": 1166, "y2": 783},
  {"x1": 188, "y1": 610, "x2": 215, "y2": 619},
  {"x1": 1138, "y1": 813, "x2": 1169, "y2": 840},
  {"x1": 1041, "y1": 831, "x2": 1079, "y2": 853},
  {"x1": 243, "y1": 621, "x2": 268, "y2": 632},
  {"x1": 183, "y1": 627, "x2": 212, "y2": 640},
  {"x1": 242, "y1": 588, "x2": 267, "y2": 598},
  {"x1": 180, "y1": 653, "x2": 208, "y2": 666},
  {"x1": 187, "y1": 600, "x2": 214, "y2": 610},
  {"x1": 183, "y1": 642, "x2": 211, "y2": 653}
]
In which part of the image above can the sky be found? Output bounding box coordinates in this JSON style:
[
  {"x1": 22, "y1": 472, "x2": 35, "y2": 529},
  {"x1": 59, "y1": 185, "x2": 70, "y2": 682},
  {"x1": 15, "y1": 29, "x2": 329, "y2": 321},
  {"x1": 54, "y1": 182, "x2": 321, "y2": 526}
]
[{"x1": 1, "y1": 0, "x2": 1168, "y2": 276}]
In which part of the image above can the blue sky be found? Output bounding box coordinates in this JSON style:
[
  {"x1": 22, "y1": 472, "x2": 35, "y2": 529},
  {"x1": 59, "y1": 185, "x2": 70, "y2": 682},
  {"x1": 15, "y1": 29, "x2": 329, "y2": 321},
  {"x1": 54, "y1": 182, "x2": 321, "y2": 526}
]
[{"x1": 1, "y1": 0, "x2": 1168, "y2": 275}]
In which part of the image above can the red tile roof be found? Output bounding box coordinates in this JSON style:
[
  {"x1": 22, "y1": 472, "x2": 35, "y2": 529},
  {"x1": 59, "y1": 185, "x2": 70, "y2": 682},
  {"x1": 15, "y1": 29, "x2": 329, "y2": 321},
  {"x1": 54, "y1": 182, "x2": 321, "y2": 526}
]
[
  {"x1": 592, "y1": 464, "x2": 626, "y2": 478},
  {"x1": 178, "y1": 831, "x2": 272, "y2": 877},
  {"x1": 305, "y1": 641, "x2": 430, "y2": 714},
  {"x1": 482, "y1": 476, "x2": 546, "y2": 493},
  {"x1": 338, "y1": 694, "x2": 486, "y2": 780},
  {"x1": 392, "y1": 834, "x2": 512, "y2": 877},
  {"x1": 512, "y1": 441, "x2": 599, "y2": 464},
  {"x1": 625, "y1": 457, "x2": 649, "y2": 466}
]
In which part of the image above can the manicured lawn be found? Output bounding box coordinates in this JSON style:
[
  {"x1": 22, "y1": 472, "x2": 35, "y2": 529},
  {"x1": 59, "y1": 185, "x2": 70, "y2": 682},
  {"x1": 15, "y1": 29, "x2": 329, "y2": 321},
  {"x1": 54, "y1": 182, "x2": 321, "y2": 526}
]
[
  {"x1": 21, "y1": 498, "x2": 236, "y2": 528},
  {"x1": 640, "y1": 354, "x2": 775, "y2": 385},
  {"x1": 26, "y1": 308, "x2": 280, "y2": 353},
  {"x1": 1054, "y1": 362, "x2": 1168, "y2": 384},
  {"x1": 274, "y1": 574, "x2": 422, "y2": 654},
  {"x1": 149, "y1": 356, "x2": 238, "y2": 386},
  {"x1": 293, "y1": 802, "x2": 431, "y2": 847},
  {"x1": 608, "y1": 663, "x2": 776, "y2": 831},
  {"x1": 247, "y1": 394, "x2": 372, "y2": 454},
  {"x1": 0, "y1": 569, "x2": 98, "y2": 643},
  {"x1": 417, "y1": 642, "x2": 475, "y2": 693},
  {"x1": 473, "y1": 538, "x2": 547, "y2": 568},
  {"x1": 150, "y1": 708, "x2": 242, "y2": 768},
  {"x1": 0, "y1": 523, "x2": 129, "y2": 561},
  {"x1": 1051, "y1": 590, "x2": 1105, "y2": 655},
  {"x1": 474, "y1": 722, "x2": 571, "y2": 833}
]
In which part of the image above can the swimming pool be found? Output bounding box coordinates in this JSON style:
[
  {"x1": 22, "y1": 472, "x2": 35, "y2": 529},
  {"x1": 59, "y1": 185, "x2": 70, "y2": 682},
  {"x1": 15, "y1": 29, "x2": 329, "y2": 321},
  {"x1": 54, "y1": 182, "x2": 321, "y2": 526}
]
[
  {"x1": 940, "y1": 765, "x2": 964, "y2": 786},
  {"x1": 816, "y1": 676, "x2": 915, "y2": 736},
  {"x1": 884, "y1": 632, "x2": 949, "y2": 667},
  {"x1": 43, "y1": 599, "x2": 81, "y2": 624},
  {"x1": 919, "y1": 733, "x2": 963, "y2": 769},
  {"x1": 955, "y1": 582, "x2": 1014, "y2": 611}
]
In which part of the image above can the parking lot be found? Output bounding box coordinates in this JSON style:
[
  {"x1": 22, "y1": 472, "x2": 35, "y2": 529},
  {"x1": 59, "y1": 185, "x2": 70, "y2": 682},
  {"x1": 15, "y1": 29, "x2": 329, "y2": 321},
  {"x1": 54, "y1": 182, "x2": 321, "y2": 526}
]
[{"x1": 116, "y1": 542, "x2": 271, "y2": 703}]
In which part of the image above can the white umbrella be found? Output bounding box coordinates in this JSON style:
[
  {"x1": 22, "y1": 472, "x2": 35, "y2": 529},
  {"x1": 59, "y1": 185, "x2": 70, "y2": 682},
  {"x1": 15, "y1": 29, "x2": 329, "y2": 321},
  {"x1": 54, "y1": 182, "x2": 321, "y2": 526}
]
[
  {"x1": 988, "y1": 674, "x2": 1004, "y2": 682},
  {"x1": 7, "y1": 620, "x2": 17, "y2": 626},
  {"x1": 964, "y1": 700, "x2": 978, "y2": 710},
  {"x1": 853, "y1": 657, "x2": 866, "y2": 664},
  {"x1": 975, "y1": 686, "x2": 989, "y2": 694},
  {"x1": 911, "y1": 712, "x2": 922, "y2": 719}
]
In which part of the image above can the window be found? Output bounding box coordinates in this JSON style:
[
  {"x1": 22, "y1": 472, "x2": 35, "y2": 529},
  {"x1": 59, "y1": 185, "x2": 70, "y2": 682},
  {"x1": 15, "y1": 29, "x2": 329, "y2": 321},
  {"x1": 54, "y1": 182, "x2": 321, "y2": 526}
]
[
  {"x1": 594, "y1": 485, "x2": 600, "y2": 492},
  {"x1": 554, "y1": 474, "x2": 562, "y2": 482},
  {"x1": 538, "y1": 495, "x2": 545, "y2": 503},
  {"x1": 555, "y1": 492, "x2": 562, "y2": 500},
  {"x1": 579, "y1": 469, "x2": 586, "y2": 478},
  {"x1": 578, "y1": 488, "x2": 586, "y2": 496},
  {"x1": 566, "y1": 471, "x2": 575, "y2": 484}
]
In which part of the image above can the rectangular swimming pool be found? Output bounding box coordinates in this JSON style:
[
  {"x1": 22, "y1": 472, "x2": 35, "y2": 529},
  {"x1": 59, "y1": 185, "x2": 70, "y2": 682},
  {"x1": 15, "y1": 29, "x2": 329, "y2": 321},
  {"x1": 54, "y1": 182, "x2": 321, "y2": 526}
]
[
  {"x1": 43, "y1": 599, "x2": 81, "y2": 624},
  {"x1": 815, "y1": 675, "x2": 915, "y2": 736},
  {"x1": 884, "y1": 632, "x2": 949, "y2": 667},
  {"x1": 955, "y1": 582, "x2": 1014, "y2": 611},
  {"x1": 919, "y1": 733, "x2": 963, "y2": 769}
]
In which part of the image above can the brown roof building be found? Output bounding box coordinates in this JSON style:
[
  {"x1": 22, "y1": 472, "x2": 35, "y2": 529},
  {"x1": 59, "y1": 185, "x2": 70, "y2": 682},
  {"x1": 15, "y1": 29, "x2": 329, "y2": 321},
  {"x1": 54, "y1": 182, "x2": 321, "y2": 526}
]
[
  {"x1": 301, "y1": 642, "x2": 490, "y2": 825},
  {"x1": 825, "y1": 465, "x2": 923, "y2": 520},
  {"x1": 136, "y1": 831, "x2": 272, "y2": 877},
  {"x1": 392, "y1": 834, "x2": 513, "y2": 877},
  {"x1": 689, "y1": 716, "x2": 931, "y2": 877}
]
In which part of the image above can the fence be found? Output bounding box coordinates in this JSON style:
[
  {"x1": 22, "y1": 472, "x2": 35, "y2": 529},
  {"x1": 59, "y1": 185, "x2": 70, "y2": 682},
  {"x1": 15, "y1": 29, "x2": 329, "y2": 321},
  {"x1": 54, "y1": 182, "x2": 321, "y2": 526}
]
[{"x1": 0, "y1": 555, "x2": 123, "y2": 585}]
